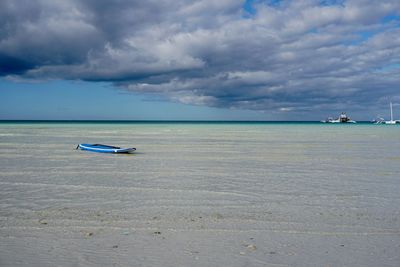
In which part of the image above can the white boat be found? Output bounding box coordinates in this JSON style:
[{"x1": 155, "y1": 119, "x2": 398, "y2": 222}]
[
  {"x1": 381, "y1": 102, "x2": 399, "y2": 124},
  {"x1": 322, "y1": 112, "x2": 356, "y2": 123},
  {"x1": 372, "y1": 117, "x2": 384, "y2": 124}
]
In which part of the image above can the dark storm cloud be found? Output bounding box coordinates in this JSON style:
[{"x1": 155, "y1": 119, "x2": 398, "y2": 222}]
[
  {"x1": 1, "y1": 0, "x2": 400, "y2": 117},
  {"x1": 0, "y1": 53, "x2": 34, "y2": 75}
]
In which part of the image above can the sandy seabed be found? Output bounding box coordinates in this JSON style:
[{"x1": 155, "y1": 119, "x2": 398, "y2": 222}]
[{"x1": 1, "y1": 123, "x2": 399, "y2": 266}]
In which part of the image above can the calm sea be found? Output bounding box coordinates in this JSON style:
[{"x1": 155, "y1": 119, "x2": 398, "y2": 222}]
[{"x1": 0, "y1": 121, "x2": 399, "y2": 266}]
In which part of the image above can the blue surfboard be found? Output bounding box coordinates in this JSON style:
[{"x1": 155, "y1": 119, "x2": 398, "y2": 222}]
[{"x1": 77, "y1": 144, "x2": 136, "y2": 153}]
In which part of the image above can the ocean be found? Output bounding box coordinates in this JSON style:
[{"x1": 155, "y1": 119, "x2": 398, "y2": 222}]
[{"x1": 0, "y1": 121, "x2": 399, "y2": 266}]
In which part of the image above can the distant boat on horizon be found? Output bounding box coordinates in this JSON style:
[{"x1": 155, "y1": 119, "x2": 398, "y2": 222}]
[
  {"x1": 322, "y1": 112, "x2": 356, "y2": 123},
  {"x1": 374, "y1": 102, "x2": 399, "y2": 124}
]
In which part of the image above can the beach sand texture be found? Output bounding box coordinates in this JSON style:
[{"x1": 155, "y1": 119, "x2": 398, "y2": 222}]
[{"x1": 0, "y1": 123, "x2": 399, "y2": 266}]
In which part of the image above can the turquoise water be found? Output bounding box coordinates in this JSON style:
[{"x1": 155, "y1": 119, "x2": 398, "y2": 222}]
[{"x1": 0, "y1": 122, "x2": 399, "y2": 266}]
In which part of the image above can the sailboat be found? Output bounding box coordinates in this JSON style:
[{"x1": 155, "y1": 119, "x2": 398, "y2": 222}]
[{"x1": 379, "y1": 102, "x2": 399, "y2": 124}]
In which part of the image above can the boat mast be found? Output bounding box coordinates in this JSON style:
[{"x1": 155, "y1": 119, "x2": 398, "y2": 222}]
[{"x1": 390, "y1": 102, "x2": 393, "y2": 121}]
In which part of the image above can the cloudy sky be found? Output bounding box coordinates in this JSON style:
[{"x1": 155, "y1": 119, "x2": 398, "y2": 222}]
[{"x1": 1, "y1": 0, "x2": 400, "y2": 120}]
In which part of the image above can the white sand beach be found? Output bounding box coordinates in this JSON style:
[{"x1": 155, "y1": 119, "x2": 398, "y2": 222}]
[{"x1": 1, "y1": 123, "x2": 399, "y2": 266}]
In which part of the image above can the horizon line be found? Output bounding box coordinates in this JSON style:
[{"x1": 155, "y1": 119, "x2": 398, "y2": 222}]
[{"x1": 0, "y1": 119, "x2": 374, "y2": 123}]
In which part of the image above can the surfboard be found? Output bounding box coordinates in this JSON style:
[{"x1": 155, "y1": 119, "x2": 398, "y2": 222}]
[{"x1": 77, "y1": 144, "x2": 136, "y2": 153}]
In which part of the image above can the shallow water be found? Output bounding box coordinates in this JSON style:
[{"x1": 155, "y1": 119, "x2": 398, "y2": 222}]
[{"x1": 1, "y1": 122, "x2": 399, "y2": 266}]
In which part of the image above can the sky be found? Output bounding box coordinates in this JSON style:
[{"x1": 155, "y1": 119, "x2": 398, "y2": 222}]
[{"x1": 1, "y1": 0, "x2": 400, "y2": 120}]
